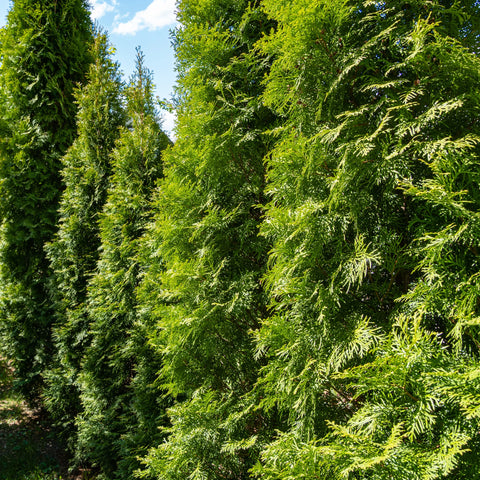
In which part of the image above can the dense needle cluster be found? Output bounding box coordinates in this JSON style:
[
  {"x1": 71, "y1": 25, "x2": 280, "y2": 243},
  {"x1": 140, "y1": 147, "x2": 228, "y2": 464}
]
[{"x1": 0, "y1": 1, "x2": 479, "y2": 479}]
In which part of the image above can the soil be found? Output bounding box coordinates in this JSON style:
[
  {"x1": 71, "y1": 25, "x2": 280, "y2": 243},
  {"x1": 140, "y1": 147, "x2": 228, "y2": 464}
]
[{"x1": 0, "y1": 359, "x2": 76, "y2": 480}]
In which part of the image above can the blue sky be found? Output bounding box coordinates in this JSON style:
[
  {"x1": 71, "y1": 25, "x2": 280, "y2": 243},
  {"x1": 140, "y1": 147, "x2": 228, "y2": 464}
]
[{"x1": 0, "y1": 0, "x2": 178, "y2": 135}]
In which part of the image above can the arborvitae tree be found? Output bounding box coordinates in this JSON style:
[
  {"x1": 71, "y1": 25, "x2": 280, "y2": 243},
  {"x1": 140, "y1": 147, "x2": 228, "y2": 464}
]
[
  {"x1": 76, "y1": 50, "x2": 170, "y2": 479},
  {"x1": 43, "y1": 31, "x2": 125, "y2": 434},
  {"x1": 251, "y1": 1, "x2": 480, "y2": 479},
  {"x1": 139, "y1": 1, "x2": 277, "y2": 479},
  {"x1": 0, "y1": 0, "x2": 92, "y2": 397}
]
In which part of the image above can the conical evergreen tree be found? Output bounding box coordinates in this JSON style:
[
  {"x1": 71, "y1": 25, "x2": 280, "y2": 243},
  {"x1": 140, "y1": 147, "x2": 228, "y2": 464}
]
[
  {"x1": 139, "y1": 1, "x2": 278, "y2": 478},
  {"x1": 251, "y1": 1, "x2": 480, "y2": 479},
  {"x1": 0, "y1": 0, "x2": 92, "y2": 397},
  {"x1": 43, "y1": 30, "x2": 125, "y2": 434},
  {"x1": 76, "y1": 50, "x2": 170, "y2": 479}
]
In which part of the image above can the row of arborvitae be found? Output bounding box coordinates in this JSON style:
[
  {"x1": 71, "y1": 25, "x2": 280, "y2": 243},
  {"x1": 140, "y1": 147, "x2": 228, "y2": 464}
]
[
  {"x1": 0, "y1": 1, "x2": 172, "y2": 476},
  {"x1": 1, "y1": 0, "x2": 480, "y2": 479}
]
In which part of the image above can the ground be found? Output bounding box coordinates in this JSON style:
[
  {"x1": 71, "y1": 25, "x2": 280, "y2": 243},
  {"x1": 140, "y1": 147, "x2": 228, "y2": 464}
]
[{"x1": 0, "y1": 359, "x2": 89, "y2": 480}]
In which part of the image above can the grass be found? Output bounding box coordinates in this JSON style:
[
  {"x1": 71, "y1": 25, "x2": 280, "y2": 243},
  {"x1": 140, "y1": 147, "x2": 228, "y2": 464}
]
[{"x1": 0, "y1": 359, "x2": 75, "y2": 480}]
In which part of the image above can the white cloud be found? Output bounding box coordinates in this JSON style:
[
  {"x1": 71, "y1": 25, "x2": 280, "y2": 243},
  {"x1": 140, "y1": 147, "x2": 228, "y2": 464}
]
[
  {"x1": 113, "y1": 0, "x2": 176, "y2": 35},
  {"x1": 162, "y1": 110, "x2": 177, "y2": 141},
  {"x1": 89, "y1": 0, "x2": 117, "y2": 20}
]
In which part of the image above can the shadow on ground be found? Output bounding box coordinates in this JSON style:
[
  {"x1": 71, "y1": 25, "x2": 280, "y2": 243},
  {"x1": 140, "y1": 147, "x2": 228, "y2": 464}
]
[{"x1": 0, "y1": 360, "x2": 70, "y2": 480}]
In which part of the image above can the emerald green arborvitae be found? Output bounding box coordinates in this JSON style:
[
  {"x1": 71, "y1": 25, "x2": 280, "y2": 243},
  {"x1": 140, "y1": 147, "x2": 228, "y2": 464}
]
[
  {"x1": 139, "y1": 1, "x2": 277, "y2": 479},
  {"x1": 43, "y1": 31, "x2": 125, "y2": 436},
  {"x1": 0, "y1": 0, "x2": 92, "y2": 397},
  {"x1": 76, "y1": 50, "x2": 171, "y2": 479},
  {"x1": 251, "y1": 1, "x2": 480, "y2": 479}
]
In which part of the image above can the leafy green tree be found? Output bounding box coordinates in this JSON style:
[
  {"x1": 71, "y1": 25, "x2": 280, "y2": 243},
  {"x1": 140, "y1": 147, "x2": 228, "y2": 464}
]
[
  {"x1": 252, "y1": 1, "x2": 480, "y2": 479},
  {"x1": 76, "y1": 50, "x2": 170, "y2": 479},
  {"x1": 43, "y1": 30, "x2": 125, "y2": 434},
  {"x1": 0, "y1": 0, "x2": 93, "y2": 397},
  {"x1": 139, "y1": 1, "x2": 278, "y2": 479}
]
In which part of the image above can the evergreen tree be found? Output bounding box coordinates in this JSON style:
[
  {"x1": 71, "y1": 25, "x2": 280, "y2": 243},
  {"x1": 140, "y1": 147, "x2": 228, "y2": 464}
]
[
  {"x1": 139, "y1": 1, "x2": 277, "y2": 478},
  {"x1": 0, "y1": 0, "x2": 92, "y2": 397},
  {"x1": 76, "y1": 50, "x2": 170, "y2": 479},
  {"x1": 252, "y1": 1, "x2": 480, "y2": 479},
  {"x1": 43, "y1": 30, "x2": 125, "y2": 434}
]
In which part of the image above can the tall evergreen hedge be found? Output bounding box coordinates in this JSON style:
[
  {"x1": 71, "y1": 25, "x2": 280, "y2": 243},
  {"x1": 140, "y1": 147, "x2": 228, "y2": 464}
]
[
  {"x1": 139, "y1": 1, "x2": 278, "y2": 478},
  {"x1": 0, "y1": 1, "x2": 478, "y2": 478},
  {"x1": 0, "y1": 0, "x2": 93, "y2": 397},
  {"x1": 76, "y1": 50, "x2": 171, "y2": 479},
  {"x1": 252, "y1": 1, "x2": 480, "y2": 478},
  {"x1": 44, "y1": 30, "x2": 125, "y2": 436}
]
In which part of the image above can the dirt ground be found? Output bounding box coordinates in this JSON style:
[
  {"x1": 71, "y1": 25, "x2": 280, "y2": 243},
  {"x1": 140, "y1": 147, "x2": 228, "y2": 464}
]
[{"x1": 0, "y1": 359, "x2": 73, "y2": 480}]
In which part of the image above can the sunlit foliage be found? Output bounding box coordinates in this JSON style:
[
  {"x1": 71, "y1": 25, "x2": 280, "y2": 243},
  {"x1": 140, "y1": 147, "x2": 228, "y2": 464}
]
[{"x1": 253, "y1": 1, "x2": 480, "y2": 478}]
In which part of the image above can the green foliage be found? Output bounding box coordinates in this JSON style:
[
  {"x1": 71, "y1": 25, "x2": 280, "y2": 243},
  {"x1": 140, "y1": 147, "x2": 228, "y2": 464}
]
[
  {"x1": 252, "y1": 0, "x2": 480, "y2": 479},
  {"x1": 1, "y1": 0, "x2": 479, "y2": 478},
  {"x1": 0, "y1": 0, "x2": 93, "y2": 398},
  {"x1": 254, "y1": 317, "x2": 480, "y2": 480},
  {"x1": 76, "y1": 50, "x2": 170, "y2": 479},
  {"x1": 138, "y1": 1, "x2": 278, "y2": 478},
  {"x1": 141, "y1": 390, "x2": 267, "y2": 480},
  {"x1": 43, "y1": 30, "x2": 126, "y2": 438}
]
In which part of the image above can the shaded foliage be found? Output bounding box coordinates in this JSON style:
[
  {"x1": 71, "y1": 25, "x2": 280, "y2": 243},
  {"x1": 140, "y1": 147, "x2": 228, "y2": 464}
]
[
  {"x1": 0, "y1": 0, "x2": 93, "y2": 398},
  {"x1": 76, "y1": 49, "x2": 171, "y2": 479},
  {"x1": 43, "y1": 30, "x2": 126, "y2": 439}
]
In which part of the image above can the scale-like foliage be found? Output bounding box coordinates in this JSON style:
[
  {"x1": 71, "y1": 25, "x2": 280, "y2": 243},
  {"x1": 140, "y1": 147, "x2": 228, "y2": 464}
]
[
  {"x1": 139, "y1": 1, "x2": 278, "y2": 478},
  {"x1": 43, "y1": 31, "x2": 125, "y2": 437},
  {"x1": 0, "y1": 0, "x2": 92, "y2": 397},
  {"x1": 253, "y1": 0, "x2": 480, "y2": 479},
  {"x1": 76, "y1": 50, "x2": 170, "y2": 479}
]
